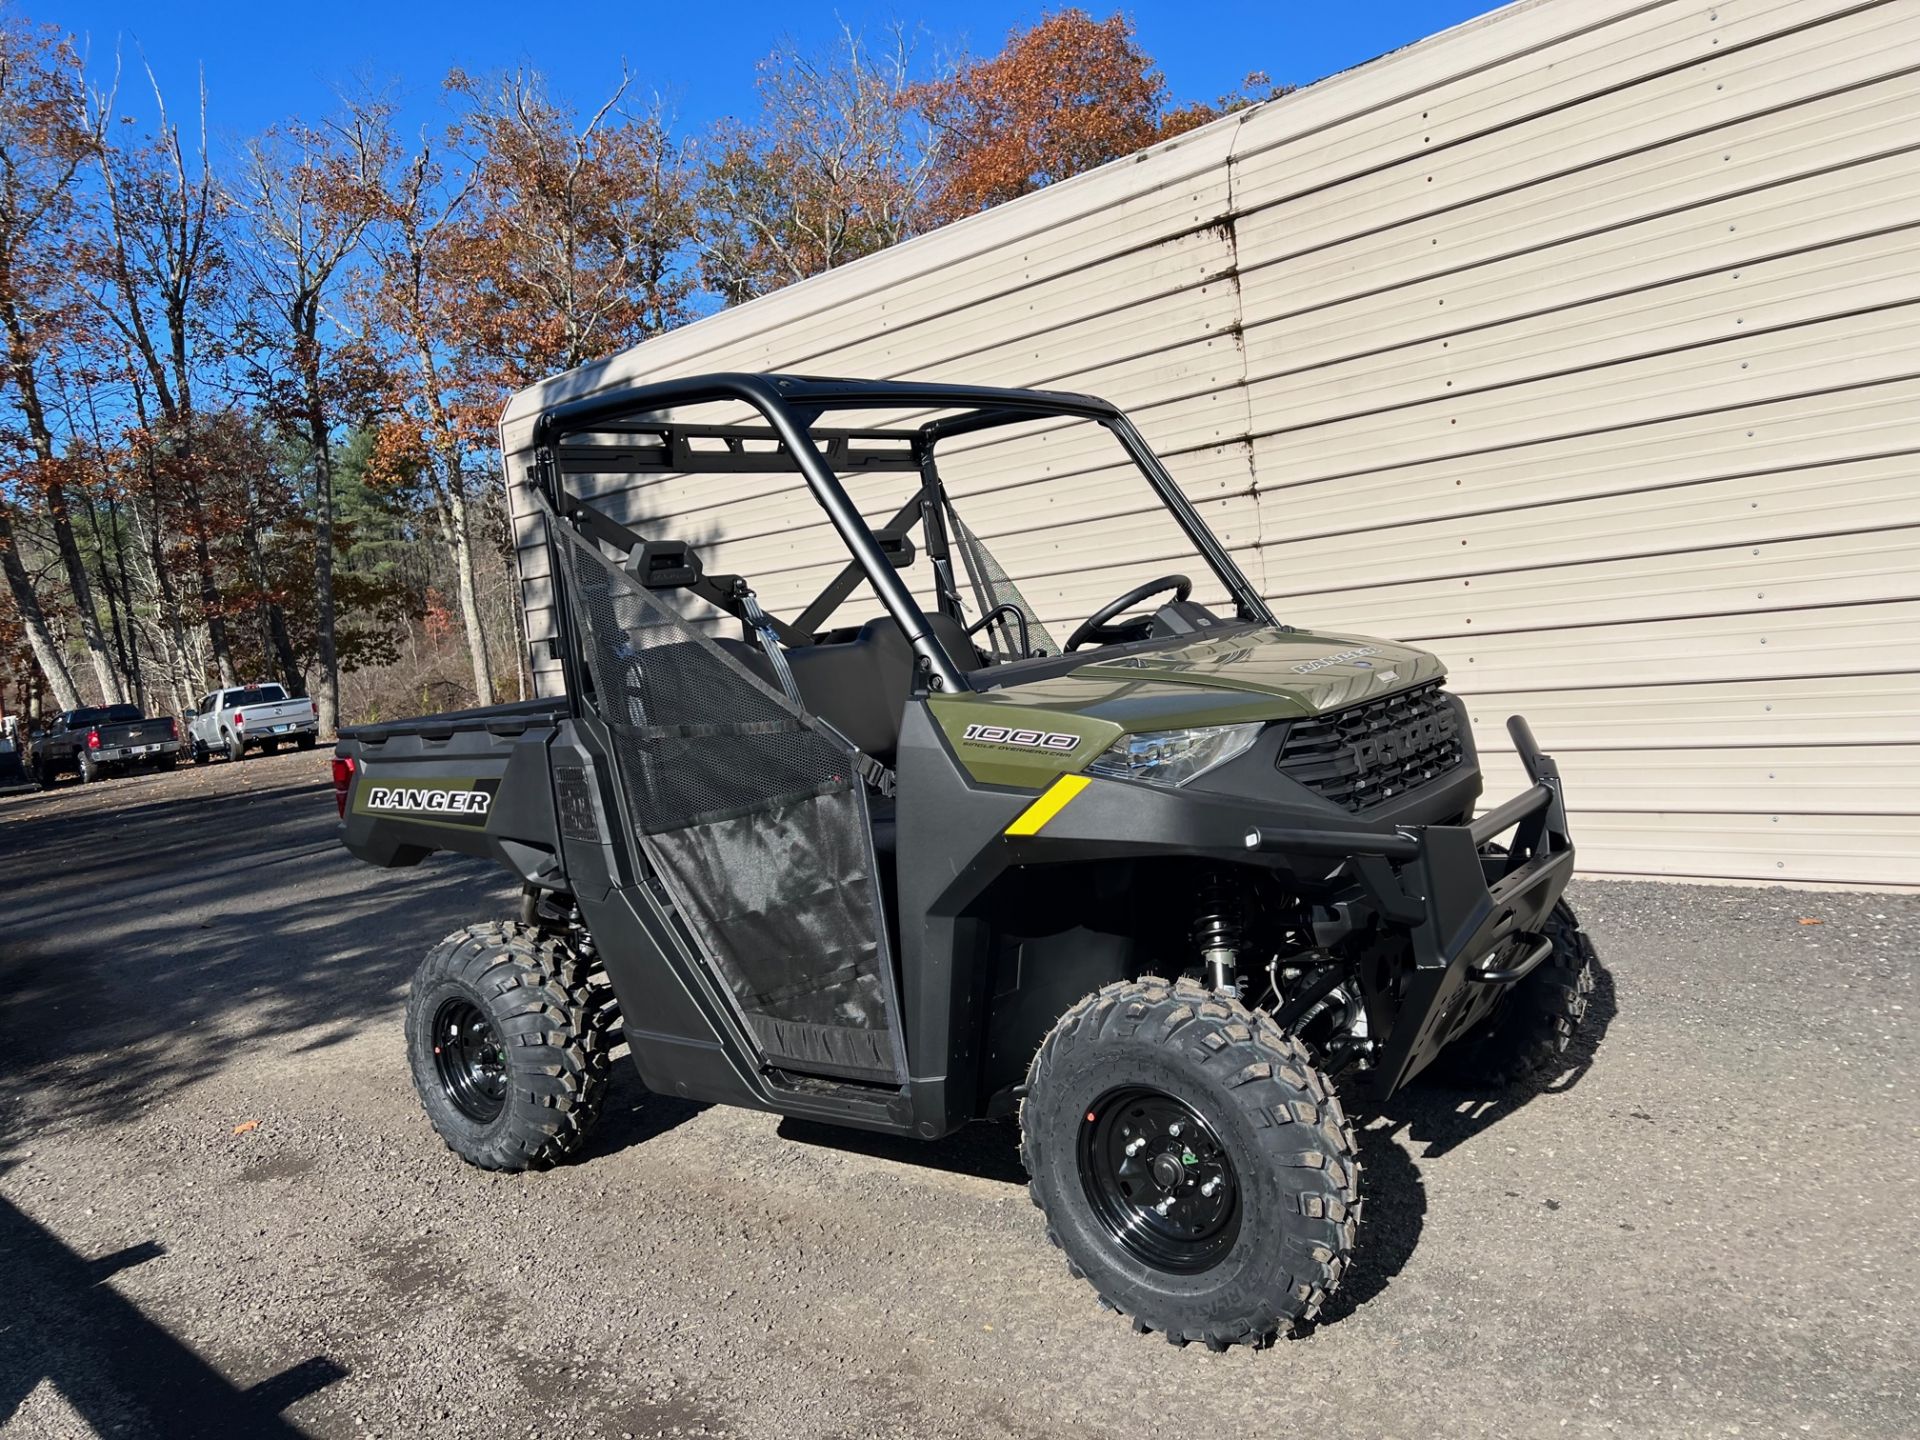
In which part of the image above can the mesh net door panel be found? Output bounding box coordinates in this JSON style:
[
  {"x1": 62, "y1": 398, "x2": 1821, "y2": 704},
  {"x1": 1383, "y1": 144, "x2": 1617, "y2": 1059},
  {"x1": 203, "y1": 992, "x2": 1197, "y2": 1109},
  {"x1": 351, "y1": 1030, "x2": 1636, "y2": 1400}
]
[{"x1": 554, "y1": 524, "x2": 904, "y2": 1084}]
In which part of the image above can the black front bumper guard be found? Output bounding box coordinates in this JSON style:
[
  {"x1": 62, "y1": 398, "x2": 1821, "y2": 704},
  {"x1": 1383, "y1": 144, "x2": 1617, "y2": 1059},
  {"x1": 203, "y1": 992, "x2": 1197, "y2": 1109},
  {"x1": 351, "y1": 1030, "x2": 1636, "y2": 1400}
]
[{"x1": 1246, "y1": 717, "x2": 1576, "y2": 1099}]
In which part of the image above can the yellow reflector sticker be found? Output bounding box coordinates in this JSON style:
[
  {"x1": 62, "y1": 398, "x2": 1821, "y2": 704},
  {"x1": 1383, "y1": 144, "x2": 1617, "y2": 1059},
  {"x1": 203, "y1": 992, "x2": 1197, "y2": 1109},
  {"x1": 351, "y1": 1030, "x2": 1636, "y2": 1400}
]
[{"x1": 1004, "y1": 774, "x2": 1090, "y2": 837}]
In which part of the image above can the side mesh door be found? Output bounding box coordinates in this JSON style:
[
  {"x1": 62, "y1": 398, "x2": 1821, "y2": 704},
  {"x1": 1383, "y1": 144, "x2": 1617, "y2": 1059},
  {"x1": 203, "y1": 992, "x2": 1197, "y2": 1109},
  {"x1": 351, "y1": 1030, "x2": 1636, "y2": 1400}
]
[{"x1": 554, "y1": 523, "x2": 905, "y2": 1085}]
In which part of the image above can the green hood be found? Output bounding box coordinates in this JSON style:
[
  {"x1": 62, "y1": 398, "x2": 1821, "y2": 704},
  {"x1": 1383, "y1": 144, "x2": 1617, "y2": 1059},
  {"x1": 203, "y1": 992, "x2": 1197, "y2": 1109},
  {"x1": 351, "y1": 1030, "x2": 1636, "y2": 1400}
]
[{"x1": 929, "y1": 626, "x2": 1446, "y2": 787}]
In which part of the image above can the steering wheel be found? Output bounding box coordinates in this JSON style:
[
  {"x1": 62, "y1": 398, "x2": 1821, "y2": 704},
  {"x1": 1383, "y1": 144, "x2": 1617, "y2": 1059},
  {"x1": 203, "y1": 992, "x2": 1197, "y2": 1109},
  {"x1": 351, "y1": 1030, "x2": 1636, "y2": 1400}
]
[{"x1": 1065, "y1": 574, "x2": 1192, "y2": 652}]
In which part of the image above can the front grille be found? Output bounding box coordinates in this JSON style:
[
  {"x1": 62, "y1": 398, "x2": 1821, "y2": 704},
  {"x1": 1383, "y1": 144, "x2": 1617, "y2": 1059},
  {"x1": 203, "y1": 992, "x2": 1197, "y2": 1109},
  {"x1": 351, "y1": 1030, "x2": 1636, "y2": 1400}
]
[{"x1": 1274, "y1": 680, "x2": 1464, "y2": 812}]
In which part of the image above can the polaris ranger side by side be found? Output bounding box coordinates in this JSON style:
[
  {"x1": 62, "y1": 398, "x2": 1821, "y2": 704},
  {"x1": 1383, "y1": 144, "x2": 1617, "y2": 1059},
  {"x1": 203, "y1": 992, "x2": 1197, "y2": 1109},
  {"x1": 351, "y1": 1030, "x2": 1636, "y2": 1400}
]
[{"x1": 336, "y1": 374, "x2": 1596, "y2": 1348}]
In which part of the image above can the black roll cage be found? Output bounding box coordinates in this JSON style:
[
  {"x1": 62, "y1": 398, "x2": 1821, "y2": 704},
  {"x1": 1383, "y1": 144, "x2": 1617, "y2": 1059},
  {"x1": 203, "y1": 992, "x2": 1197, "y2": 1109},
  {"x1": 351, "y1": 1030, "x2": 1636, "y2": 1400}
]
[{"x1": 529, "y1": 372, "x2": 1276, "y2": 692}]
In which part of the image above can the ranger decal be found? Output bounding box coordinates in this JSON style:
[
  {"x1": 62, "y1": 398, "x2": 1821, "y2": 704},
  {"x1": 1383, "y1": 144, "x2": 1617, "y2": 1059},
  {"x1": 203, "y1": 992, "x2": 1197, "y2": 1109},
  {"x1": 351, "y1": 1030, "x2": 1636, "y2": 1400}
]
[
  {"x1": 1291, "y1": 645, "x2": 1382, "y2": 674},
  {"x1": 356, "y1": 779, "x2": 499, "y2": 828}
]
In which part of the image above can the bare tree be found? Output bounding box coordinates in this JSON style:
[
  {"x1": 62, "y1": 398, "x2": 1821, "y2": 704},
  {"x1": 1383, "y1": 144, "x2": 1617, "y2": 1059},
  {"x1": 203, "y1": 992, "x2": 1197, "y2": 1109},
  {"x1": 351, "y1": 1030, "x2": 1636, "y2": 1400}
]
[
  {"x1": 700, "y1": 24, "x2": 939, "y2": 304},
  {"x1": 230, "y1": 103, "x2": 389, "y2": 734},
  {"x1": 361, "y1": 131, "x2": 495, "y2": 705},
  {"x1": 83, "y1": 58, "x2": 237, "y2": 687}
]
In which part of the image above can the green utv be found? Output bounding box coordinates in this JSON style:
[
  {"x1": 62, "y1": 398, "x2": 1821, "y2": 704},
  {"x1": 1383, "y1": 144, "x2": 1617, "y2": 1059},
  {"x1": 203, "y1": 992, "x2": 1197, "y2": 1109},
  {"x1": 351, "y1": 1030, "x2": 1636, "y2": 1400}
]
[{"x1": 336, "y1": 374, "x2": 1597, "y2": 1348}]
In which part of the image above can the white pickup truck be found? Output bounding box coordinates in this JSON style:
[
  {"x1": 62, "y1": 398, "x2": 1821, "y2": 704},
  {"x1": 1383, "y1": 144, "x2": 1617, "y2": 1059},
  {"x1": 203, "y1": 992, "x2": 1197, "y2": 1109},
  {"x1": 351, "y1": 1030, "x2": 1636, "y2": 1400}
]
[{"x1": 185, "y1": 683, "x2": 320, "y2": 763}]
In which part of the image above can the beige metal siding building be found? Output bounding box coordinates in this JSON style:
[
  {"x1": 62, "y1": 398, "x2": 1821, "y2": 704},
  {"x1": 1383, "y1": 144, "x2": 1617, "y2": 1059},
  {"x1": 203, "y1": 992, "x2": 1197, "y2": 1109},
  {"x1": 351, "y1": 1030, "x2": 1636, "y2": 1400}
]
[{"x1": 502, "y1": 0, "x2": 1920, "y2": 886}]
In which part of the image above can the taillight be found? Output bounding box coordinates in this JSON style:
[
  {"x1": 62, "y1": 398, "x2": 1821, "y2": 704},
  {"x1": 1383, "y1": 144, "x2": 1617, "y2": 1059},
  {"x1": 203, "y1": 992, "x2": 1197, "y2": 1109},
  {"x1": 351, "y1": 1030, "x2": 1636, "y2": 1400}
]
[
  {"x1": 166, "y1": 717, "x2": 178, "y2": 739},
  {"x1": 331, "y1": 756, "x2": 355, "y2": 818},
  {"x1": 86, "y1": 728, "x2": 101, "y2": 750},
  {"x1": 233, "y1": 711, "x2": 245, "y2": 728}
]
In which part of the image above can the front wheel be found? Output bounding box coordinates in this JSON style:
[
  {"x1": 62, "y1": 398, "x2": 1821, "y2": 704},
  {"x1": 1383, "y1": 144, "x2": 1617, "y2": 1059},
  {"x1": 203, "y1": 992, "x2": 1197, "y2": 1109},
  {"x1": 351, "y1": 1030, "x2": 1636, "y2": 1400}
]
[
  {"x1": 404, "y1": 922, "x2": 613, "y2": 1171},
  {"x1": 192, "y1": 739, "x2": 210, "y2": 765},
  {"x1": 1021, "y1": 977, "x2": 1361, "y2": 1348}
]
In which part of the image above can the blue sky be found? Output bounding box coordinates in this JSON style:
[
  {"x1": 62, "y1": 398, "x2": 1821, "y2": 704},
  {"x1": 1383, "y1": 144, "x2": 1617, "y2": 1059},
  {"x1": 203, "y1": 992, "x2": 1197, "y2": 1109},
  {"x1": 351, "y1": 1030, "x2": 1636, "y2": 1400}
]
[{"x1": 33, "y1": 1, "x2": 1499, "y2": 142}]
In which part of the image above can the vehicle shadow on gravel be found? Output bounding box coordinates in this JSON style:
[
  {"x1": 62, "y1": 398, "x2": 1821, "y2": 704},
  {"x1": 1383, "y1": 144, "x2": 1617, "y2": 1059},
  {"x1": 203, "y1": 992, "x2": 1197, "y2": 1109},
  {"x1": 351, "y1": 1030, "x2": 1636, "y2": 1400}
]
[
  {"x1": 0, "y1": 765, "x2": 513, "y2": 1164},
  {"x1": 1379, "y1": 955, "x2": 1620, "y2": 1163},
  {"x1": 762, "y1": 959, "x2": 1617, "y2": 1333},
  {"x1": 775, "y1": 1113, "x2": 1031, "y2": 1184},
  {"x1": 0, "y1": 1193, "x2": 346, "y2": 1436}
]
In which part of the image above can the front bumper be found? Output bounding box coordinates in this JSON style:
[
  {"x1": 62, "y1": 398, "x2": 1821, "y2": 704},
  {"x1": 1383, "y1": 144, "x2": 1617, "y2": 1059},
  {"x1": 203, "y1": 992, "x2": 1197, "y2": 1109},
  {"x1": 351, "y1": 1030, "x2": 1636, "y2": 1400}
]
[{"x1": 1245, "y1": 716, "x2": 1576, "y2": 1098}]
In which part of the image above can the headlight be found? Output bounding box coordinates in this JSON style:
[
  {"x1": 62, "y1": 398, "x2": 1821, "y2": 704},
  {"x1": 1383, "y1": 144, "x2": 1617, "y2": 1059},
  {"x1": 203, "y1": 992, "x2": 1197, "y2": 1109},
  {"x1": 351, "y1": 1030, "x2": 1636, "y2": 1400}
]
[{"x1": 1085, "y1": 722, "x2": 1264, "y2": 788}]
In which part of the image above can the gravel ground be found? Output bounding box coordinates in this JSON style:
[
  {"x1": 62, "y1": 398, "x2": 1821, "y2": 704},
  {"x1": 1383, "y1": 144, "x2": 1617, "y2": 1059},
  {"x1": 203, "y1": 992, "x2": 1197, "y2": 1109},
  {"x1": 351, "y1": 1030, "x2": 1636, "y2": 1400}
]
[{"x1": 1, "y1": 750, "x2": 1915, "y2": 1440}]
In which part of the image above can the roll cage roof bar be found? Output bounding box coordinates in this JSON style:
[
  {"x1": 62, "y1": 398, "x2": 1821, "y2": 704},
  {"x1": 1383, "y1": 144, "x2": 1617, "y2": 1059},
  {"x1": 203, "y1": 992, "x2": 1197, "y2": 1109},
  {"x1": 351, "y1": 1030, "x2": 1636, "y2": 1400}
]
[{"x1": 530, "y1": 372, "x2": 1273, "y2": 695}]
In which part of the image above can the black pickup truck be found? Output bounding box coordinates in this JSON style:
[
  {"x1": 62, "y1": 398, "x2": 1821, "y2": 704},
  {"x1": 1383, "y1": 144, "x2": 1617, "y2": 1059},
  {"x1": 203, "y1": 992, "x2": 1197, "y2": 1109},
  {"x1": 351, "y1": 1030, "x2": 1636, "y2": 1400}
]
[{"x1": 29, "y1": 704, "x2": 182, "y2": 785}]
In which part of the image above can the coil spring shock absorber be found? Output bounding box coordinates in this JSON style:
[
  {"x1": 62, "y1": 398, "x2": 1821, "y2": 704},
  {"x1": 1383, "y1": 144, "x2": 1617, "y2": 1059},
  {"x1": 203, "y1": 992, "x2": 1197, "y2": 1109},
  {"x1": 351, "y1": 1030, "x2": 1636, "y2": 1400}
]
[{"x1": 1192, "y1": 873, "x2": 1243, "y2": 995}]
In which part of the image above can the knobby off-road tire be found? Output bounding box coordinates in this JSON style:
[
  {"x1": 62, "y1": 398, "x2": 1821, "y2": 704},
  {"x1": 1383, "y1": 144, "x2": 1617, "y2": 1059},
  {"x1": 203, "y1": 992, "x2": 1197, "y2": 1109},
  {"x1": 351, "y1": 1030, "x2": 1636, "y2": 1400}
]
[
  {"x1": 1021, "y1": 977, "x2": 1361, "y2": 1349},
  {"x1": 1438, "y1": 900, "x2": 1598, "y2": 1089},
  {"x1": 405, "y1": 921, "x2": 613, "y2": 1172}
]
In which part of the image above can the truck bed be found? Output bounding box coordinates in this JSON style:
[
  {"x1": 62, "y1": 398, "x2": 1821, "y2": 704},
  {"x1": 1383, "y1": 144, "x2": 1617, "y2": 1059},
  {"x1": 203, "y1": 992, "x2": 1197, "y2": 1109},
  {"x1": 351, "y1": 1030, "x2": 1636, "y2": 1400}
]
[
  {"x1": 339, "y1": 697, "x2": 567, "y2": 744},
  {"x1": 336, "y1": 698, "x2": 569, "y2": 876}
]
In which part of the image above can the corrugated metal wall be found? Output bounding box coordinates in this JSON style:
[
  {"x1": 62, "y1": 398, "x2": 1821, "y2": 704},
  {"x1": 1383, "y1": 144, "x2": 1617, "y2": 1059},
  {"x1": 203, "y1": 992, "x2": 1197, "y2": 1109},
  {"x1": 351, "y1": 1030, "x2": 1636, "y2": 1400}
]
[{"x1": 501, "y1": 0, "x2": 1920, "y2": 886}]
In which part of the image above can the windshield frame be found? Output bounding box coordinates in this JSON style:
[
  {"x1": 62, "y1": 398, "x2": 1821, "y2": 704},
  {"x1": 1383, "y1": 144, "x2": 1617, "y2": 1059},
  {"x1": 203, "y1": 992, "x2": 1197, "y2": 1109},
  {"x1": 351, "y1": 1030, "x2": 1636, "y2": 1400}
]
[{"x1": 532, "y1": 374, "x2": 1275, "y2": 693}]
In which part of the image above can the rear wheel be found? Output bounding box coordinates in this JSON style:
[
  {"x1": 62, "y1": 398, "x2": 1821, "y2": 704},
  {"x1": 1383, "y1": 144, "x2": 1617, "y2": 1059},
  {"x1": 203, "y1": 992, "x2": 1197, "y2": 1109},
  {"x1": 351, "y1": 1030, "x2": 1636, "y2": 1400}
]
[
  {"x1": 1021, "y1": 977, "x2": 1361, "y2": 1348},
  {"x1": 224, "y1": 731, "x2": 244, "y2": 763},
  {"x1": 262, "y1": 739, "x2": 280, "y2": 755},
  {"x1": 77, "y1": 751, "x2": 100, "y2": 784},
  {"x1": 405, "y1": 922, "x2": 613, "y2": 1171},
  {"x1": 156, "y1": 755, "x2": 177, "y2": 773},
  {"x1": 295, "y1": 732, "x2": 317, "y2": 751},
  {"x1": 1438, "y1": 900, "x2": 1597, "y2": 1089}
]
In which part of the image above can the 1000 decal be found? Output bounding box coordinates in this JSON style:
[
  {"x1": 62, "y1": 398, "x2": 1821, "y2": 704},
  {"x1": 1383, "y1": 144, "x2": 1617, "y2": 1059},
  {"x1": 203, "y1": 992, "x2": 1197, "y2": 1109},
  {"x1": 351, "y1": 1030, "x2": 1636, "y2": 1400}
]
[{"x1": 961, "y1": 723, "x2": 1081, "y2": 752}]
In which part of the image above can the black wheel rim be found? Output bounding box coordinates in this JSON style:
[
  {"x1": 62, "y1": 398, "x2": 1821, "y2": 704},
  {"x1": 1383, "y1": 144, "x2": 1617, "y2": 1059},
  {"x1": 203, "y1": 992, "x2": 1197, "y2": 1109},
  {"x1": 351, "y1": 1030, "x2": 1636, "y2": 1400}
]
[
  {"x1": 431, "y1": 997, "x2": 508, "y2": 1123},
  {"x1": 1077, "y1": 1086, "x2": 1241, "y2": 1274}
]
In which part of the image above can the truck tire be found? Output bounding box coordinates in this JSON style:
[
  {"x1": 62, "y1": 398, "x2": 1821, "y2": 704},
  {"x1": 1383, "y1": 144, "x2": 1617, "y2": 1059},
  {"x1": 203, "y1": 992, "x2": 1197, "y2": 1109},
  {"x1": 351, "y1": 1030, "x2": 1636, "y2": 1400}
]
[
  {"x1": 405, "y1": 922, "x2": 613, "y2": 1172},
  {"x1": 225, "y1": 731, "x2": 244, "y2": 763},
  {"x1": 1021, "y1": 977, "x2": 1361, "y2": 1349},
  {"x1": 295, "y1": 732, "x2": 316, "y2": 751},
  {"x1": 1436, "y1": 900, "x2": 1597, "y2": 1089},
  {"x1": 77, "y1": 751, "x2": 100, "y2": 784},
  {"x1": 156, "y1": 755, "x2": 177, "y2": 773},
  {"x1": 261, "y1": 739, "x2": 279, "y2": 755},
  {"x1": 192, "y1": 739, "x2": 210, "y2": 766}
]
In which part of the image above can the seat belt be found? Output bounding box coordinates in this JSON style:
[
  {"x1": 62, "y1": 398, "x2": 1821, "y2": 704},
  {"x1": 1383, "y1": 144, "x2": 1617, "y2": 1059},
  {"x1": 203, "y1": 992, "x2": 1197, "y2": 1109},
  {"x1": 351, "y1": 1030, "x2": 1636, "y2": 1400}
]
[
  {"x1": 733, "y1": 582, "x2": 803, "y2": 704},
  {"x1": 734, "y1": 582, "x2": 897, "y2": 798}
]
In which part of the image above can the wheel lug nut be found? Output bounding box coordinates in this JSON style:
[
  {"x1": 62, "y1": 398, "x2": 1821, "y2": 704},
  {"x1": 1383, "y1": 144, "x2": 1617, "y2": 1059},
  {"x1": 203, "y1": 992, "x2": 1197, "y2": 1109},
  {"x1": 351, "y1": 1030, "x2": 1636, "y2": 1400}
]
[
  {"x1": 1155, "y1": 1198, "x2": 1173, "y2": 1215},
  {"x1": 1168, "y1": 1122, "x2": 1183, "y2": 1137},
  {"x1": 1125, "y1": 1138, "x2": 1145, "y2": 1156},
  {"x1": 1201, "y1": 1178, "x2": 1220, "y2": 1198}
]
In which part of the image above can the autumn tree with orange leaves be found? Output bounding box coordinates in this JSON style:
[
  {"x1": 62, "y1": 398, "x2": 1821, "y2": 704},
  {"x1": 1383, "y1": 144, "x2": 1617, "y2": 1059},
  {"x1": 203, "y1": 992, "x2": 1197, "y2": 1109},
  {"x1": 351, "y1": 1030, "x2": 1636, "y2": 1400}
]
[
  {"x1": 0, "y1": 7, "x2": 1287, "y2": 731},
  {"x1": 911, "y1": 9, "x2": 1166, "y2": 222}
]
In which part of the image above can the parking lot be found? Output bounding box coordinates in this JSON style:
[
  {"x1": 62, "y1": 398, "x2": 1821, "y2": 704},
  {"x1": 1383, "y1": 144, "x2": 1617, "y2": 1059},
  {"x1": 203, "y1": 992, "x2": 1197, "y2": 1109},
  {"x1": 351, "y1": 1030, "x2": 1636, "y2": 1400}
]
[{"x1": 1, "y1": 751, "x2": 1915, "y2": 1439}]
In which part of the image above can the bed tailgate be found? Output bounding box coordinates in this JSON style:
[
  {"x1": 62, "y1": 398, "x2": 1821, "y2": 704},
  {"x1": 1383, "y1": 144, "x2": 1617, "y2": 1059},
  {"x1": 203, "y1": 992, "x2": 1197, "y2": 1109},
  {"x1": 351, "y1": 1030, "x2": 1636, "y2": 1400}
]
[{"x1": 334, "y1": 700, "x2": 567, "y2": 877}]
